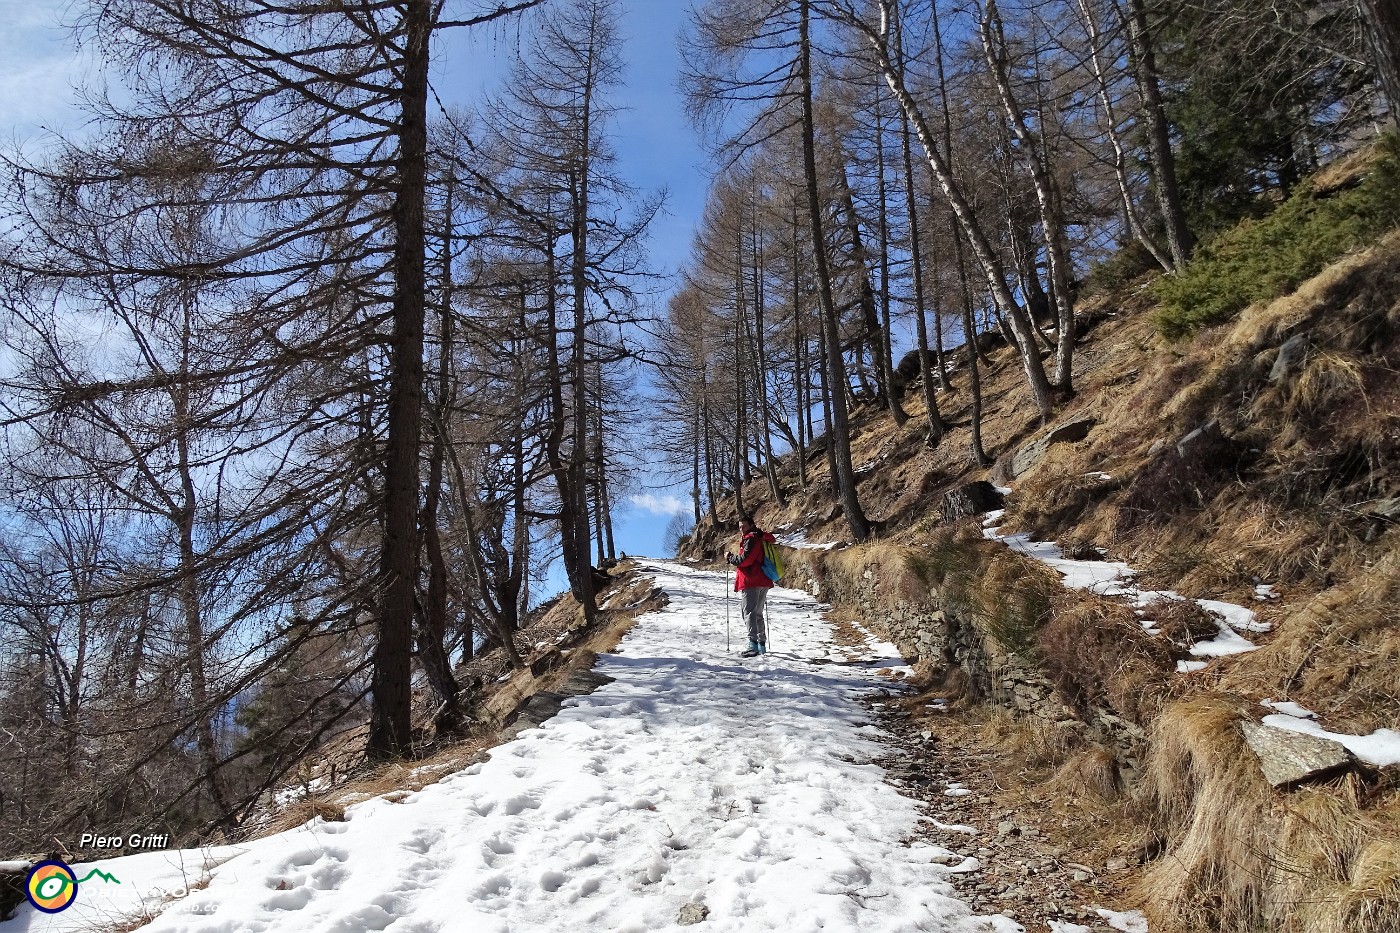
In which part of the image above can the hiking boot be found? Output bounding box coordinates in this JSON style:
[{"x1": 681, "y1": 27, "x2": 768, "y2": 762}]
[
  {"x1": 740, "y1": 647, "x2": 760, "y2": 658},
  {"x1": 757, "y1": 643, "x2": 767, "y2": 654}
]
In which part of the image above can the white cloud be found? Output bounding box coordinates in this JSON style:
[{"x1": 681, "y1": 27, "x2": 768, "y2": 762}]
[
  {"x1": 627, "y1": 493, "x2": 687, "y2": 516},
  {"x1": 0, "y1": 0, "x2": 92, "y2": 136}
]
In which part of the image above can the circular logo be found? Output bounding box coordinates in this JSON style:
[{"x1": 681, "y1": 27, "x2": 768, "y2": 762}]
[{"x1": 26, "y1": 860, "x2": 78, "y2": 913}]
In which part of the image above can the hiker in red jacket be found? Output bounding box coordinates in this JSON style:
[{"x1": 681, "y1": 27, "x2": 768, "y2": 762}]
[{"x1": 726, "y1": 514, "x2": 776, "y2": 657}]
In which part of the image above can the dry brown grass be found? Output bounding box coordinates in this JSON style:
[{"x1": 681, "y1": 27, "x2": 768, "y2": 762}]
[
  {"x1": 1289, "y1": 351, "x2": 1369, "y2": 418},
  {"x1": 1037, "y1": 594, "x2": 1176, "y2": 725},
  {"x1": 1001, "y1": 453, "x2": 1127, "y2": 542},
  {"x1": 824, "y1": 540, "x2": 929, "y2": 610},
  {"x1": 1320, "y1": 835, "x2": 1400, "y2": 933},
  {"x1": 1218, "y1": 549, "x2": 1400, "y2": 735},
  {"x1": 898, "y1": 521, "x2": 991, "y2": 619},
  {"x1": 1048, "y1": 746, "x2": 1124, "y2": 803},
  {"x1": 971, "y1": 549, "x2": 1062, "y2": 656},
  {"x1": 1136, "y1": 694, "x2": 1276, "y2": 932},
  {"x1": 1137, "y1": 693, "x2": 1400, "y2": 933},
  {"x1": 977, "y1": 706, "x2": 1085, "y2": 774},
  {"x1": 1146, "y1": 597, "x2": 1221, "y2": 652}
]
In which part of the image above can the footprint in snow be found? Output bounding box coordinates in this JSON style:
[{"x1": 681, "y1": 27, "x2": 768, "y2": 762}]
[
  {"x1": 402, "y1": 827, "x2": 443, "y2": 855},
  {"x1": 325, "y1": 899, "x2": 395, "y2": 933},
  {"x1": 503, "y1": 792, "x2": 542, "y2": 816},
  {"x1": 481, "y1": 834, "x2": 515, "y2": 867},
  {"x1": 285, "y1": 844, "x2": 348, "y2": 870},
  {"x1": 264, "y1": 885, "x2": 315, "y2": 912},
  {"x1": 308, "y1": 860, "x2": 348, "y2": 891},
  {"x1": 471, "y1": 873, "x2": 513, "y2": 899}
]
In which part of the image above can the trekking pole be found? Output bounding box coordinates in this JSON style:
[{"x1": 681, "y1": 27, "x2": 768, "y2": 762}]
[{"x1": 725, "y1": 566, "x2": 732, "y2": 652}]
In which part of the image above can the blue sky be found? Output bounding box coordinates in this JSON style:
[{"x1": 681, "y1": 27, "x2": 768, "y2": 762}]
[
  {"x1": 437, "y1": 2, "x2": 714, "y2": 564},
  {"x1": 1, "y1": 0, "x2": 711, "y2": 567}
]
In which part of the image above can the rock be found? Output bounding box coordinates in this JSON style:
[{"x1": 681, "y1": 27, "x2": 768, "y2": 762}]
[
  {"x1": 997, "y1": 821, "x2": 1019, "y2": 836},
  {"x1": 1072, "y1": 870, "x2": 1092, "y2": 882},
  {"x1": 894, "y1": 349, "x2": 942, "y2": 394},
  {"x1": 1061, "y1": 539, "x2": 1101, "y2": 560},
  {"x1": 940, "y1": 481, "x2": 1006, "y2": 523},
  {"x1": 1011, "y1": 416, "x2": 1097, "y2": 476},
  {"x1": 1268, "y1": 332, "x2": 1309, "y2": 384},
  {"x1": 529, "y1": 648, "x2": 565, "y2": 678},
  {"x1": 1175, "y1": 419, "x2": 1221, "y2": 459},
  {"x1": 1352, "y1": 497, "x2": 1400, "y2": 523},
  {"x1": 677, "y1": 902, "x2": 710, "y2": 925},
  {"x1": 1241, "y1": 721, "x2": 1353, "y2": 787},
  {"x1": 1106, "y1": 857, "x2": 1130, "y2": 871},
  {"x1": 1355, "y1": 497, "x2": 1400, "y2": 542},
  {"x1": 1046, "y1": 415, "x2": 1098, "y2": 446},
  {"x1": 561, "y1": 668, "x2": 615, "y2": 694},
  {"x1": 975, "y1": 329, "x2": 1007, "y2": 354}
]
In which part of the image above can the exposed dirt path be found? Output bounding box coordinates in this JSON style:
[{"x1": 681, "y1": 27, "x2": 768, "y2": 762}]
[{"x1": 857, "y1": 687, "x2": 1151, "y2": 933}]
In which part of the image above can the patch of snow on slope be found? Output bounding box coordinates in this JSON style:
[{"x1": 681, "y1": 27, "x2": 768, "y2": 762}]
[
  {"x1": 775, "y1": 530, "x2": 842, "y2": 551},
  {"x1": 1260, "y1": 699, "x2": 1316, "y2": 719},
  {"x1": 1096, "y1": 907, "x2": 1149, "y2": 932},
  {"x1": 1261, "y1": 714, "x2": 1400, "y2": 768},
  {"x1": 992, "y1": 531, "x2": 1138, "y2": 595},
  {"x1": 982, "y1": 519, "x2": 1262, "y2": 662}
]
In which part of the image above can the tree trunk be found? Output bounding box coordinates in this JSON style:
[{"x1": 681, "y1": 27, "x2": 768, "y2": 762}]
[
  {"x1": 691, "y1": 402, "x2": 704, "y2": 524},
  {"x1": 953, "y1": 218, "x2": 992, "y2": 467},
  {"x1": 545, "y1": 262, "x2": 584, "y2": 607},
  {"x1": 872, "y1": 85, "x2": 910, "y2": 429},
  {"x1": 702, "y1": 385, "x2": 719, "y2": 523},
  {"x1": 1073, "y1": 0, "x2": 1174, "y2": 271},
  {"x1": 418, "y1": 186, "x2": 461, "y2": 735},
  {"x1": 733, "y1": 240, "x2": 747, "y2": 518},
  {"x1": 791, "y1": 204, "x2": 809, "y2": 490},
  {"x1": 369, "y1": 0, "x2": 431, "y2": 762},
  {"x1": 175, "y1": 411, "x2": 229, "y2": 819},
  {"x1": 980, "y1": 0, "x2": 1076, "y2": 395},
  {"x1": 570, "y1": 166, "x2": 597, "y2": 622},
  {"x1": 817, "y1": 306, "x2": 838, "y2": 490},
  {"x1": 838, "y1": 160, "x2": 902, "y2": 423},
  {"x1": 860, "y1": 0, "x2": 1054, "y2": 419},
  {"x1": 1123, "y1": 0, "x2": 1193, "y2": 267},
  {"x1": 508, "y1": 323, "x2": 529, "y2": 634},
  {"x1": 1361, "y1": 0, "x2": 1400, "y2": 124},
  {"x1": 903, "y1": 127, "x2": 944, "y2": 442},
  {"x1": 802, "y1": 0, "x2": 870, "y2": 541}
]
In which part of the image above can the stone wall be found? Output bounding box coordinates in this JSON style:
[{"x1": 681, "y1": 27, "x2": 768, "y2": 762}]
[{"x1": 784, "y1": 546, "x2": 1071, "y2": 724}]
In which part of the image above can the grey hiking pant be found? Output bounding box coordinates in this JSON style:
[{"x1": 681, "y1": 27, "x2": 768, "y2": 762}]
[{"x1": 742, "y1": 587, "x2": 769, "y2": 645}]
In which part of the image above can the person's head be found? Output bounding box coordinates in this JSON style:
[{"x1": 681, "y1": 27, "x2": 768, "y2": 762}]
[{"x1": 738, "y1": 514, "x2": 755, "y2": 534}]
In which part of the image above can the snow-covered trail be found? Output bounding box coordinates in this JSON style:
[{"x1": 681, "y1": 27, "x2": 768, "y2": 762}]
[{"x1": 15, "y1": 560, "x2": 1014, "y2": 933}]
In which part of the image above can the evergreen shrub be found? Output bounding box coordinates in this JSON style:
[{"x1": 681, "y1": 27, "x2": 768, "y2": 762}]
[{"x1": 1154, "y1": 136, "x2": 1400, "y2": 340}]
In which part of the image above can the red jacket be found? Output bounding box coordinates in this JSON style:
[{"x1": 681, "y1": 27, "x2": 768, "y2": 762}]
[{"x1": 733, "y1": 530, "x2": 776, "y2": 591}]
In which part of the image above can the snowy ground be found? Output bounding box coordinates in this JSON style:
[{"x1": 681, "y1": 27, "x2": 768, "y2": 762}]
[{"x1": 12, "y1": 560, "x2": 1032, "y2": 933}]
